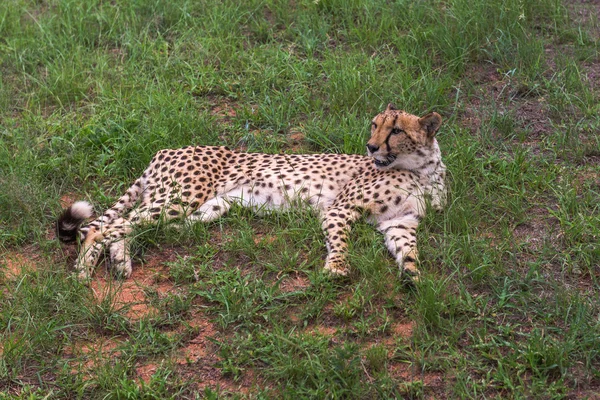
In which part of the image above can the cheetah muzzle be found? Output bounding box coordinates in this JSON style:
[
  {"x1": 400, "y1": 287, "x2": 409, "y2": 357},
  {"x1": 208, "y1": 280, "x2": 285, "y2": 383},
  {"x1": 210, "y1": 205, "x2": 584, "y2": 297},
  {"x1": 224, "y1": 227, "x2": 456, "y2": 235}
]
[{"x1": 57, "y1": 104, "x2": 447, "y2": 282}]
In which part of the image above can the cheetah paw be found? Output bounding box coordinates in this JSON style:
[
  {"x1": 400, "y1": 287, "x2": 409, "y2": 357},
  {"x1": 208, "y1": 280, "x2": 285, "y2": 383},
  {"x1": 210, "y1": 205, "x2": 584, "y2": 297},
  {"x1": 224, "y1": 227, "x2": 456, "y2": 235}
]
[
  {"x1": 323, "y1": 262, "x2": 348, "y2": 276},
  {"x1": 75, "y1": 270, "x2": 92, "y2": 285},
  {"x1": 402, "y1": 265, "x2": 421, "y2": 284},
  {"x1": 112, "y1": 260, "x2": 132, "y2": 279}
]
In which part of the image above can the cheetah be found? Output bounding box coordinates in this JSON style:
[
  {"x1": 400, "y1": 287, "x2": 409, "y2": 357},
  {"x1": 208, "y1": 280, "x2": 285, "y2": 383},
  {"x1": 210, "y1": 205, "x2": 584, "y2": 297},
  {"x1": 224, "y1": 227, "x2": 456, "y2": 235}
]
[{"x1": 57, "y1": 104, "x2": 446, "y2": 282}]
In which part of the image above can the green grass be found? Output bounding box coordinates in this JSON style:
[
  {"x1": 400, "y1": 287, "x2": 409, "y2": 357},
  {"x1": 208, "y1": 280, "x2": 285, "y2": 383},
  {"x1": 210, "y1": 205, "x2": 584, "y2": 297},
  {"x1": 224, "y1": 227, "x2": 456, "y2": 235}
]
[{"x1": 1, "y1": 0, "x2": 599, "y2": 397}]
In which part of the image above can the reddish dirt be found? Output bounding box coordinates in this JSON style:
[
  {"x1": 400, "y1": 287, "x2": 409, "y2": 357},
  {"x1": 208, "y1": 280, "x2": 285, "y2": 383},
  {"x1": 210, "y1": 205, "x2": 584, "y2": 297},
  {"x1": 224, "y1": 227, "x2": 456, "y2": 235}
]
[
  {"x1": 59, "y1": 193, "x2": 80, "y2": 209},
  {"x1": 66, "y1": 337, "x2": 121, "y2": 379},
  {"x1": 253, "y1": 233, "x2": 276, "y2": 246},
  {"x1": 89, "y1": 247, "x2": 182, "y2": 321},
  {"x1": 171, "y1": 307, "x2": 266, "y2": 395},
  {"x1": 136, "y1": 363, "x2": 159, "y2": 384},
  {"x1": 1, "y1": 244, "x2": 44, "y2": 280},
  {"x1": 383, "y1": 320, "x2": 445, "y2": 397},
  {"x1": 288, "y1": 129, "x2": 312, "y2": 152},
  {"x1": 390, "y1": 321, "x2": 415, "y2": 339},
  {"x1": 210, "y1": 102, "x2": 238, "y2": 121},
  {"x1": 52, "y1": 242, "x2": 264, "y2": 394},
  {"x1": 174, "y1": 309, "x2": 216, "y2": 366},
  {"x1": 175, "y1": 309, "x2": 264, "y2": 395},
  {"x1": 390, "y1": 363, "x2": 445, "y2": 396},
  {"x1": 1, "y1": 251, "x2": 31, "y2": 278},
  {"x1": 278, "y1": 272, "x2": 310, "y2": 293},
  {"x1": 384, "y1": 320, "x2": 445, "y2": 396},
  {"x1": 289, "y1": 130, "x2": 305, "y2": 143},
  {"x1": 307, "y1": 325, "x2": 338, "y2": 336}
]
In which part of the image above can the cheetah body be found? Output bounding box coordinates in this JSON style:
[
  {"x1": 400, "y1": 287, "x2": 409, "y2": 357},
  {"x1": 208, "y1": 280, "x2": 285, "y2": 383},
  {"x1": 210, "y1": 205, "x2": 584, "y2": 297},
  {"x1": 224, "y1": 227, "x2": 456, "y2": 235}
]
[{"x1": 57, "y1": 106, "x2": 446, "y2": 281}]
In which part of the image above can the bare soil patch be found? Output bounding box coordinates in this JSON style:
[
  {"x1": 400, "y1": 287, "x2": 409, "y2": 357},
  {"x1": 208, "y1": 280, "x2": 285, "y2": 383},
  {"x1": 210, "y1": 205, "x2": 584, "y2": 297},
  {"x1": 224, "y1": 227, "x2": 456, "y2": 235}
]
[
  {"x1": 66, "y1": 338, "x2": 121, "y2": 378},
  {"x1": 1, "y1": 244, "x2": 45, "y2": 282},
  {"x1": 173, "y1": 306, "x2": 266, "y2": 395},
  {"x1": 1, "y1": 251, "x2": 33, "y2": 279},
  {"x1": 278, "y1": 272, "x2": 310, "y2": 293},
  {"x1": 512, "y1": 207, "x2": 562, "y2": 255},
  {"x1": 459, "y1": 63, "x2": 553, "y2": 142},
  {"x1": 90, "y1": 247, "x2": 183, "y2": 321},
  {"x1": 63, "y1": 243, "x2": 266, "y2": 394},
  {"x1": 389, "y1": 363, "x2": 445, "y2": 397},
  {"x1": 210, "y1": 102, "x2": 238, "y2": 122}
]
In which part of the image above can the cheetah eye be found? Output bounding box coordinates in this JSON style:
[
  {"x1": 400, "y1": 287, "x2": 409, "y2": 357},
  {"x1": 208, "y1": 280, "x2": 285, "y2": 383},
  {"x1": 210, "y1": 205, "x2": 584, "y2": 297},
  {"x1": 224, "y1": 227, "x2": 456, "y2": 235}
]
[
  {"x1": 371, "y1": 122, "x2": 377, "y2": 129},
  {"x1": 391, "y1": 127, "x2": 403, "y2": 135}
]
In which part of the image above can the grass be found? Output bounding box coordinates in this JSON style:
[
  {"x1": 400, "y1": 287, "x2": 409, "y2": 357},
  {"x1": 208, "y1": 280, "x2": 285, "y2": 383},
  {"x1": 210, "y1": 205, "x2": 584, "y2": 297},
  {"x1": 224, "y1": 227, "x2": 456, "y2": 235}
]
[{"x1": 1, "y1": 0, "x2": 599, "y2": 397}]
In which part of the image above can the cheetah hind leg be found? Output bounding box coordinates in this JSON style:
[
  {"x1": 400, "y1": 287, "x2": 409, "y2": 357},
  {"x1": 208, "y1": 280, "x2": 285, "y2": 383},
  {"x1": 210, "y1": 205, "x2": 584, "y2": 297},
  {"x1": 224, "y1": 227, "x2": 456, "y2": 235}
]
[
  {"x1": 110, "y1": 205, "x2": 195, "y2": 277},
  {"x1": 186, "y1": 195, "x2": 232, "y2": 223},
  {"x1": 102, "y1": 215, "x2": 144, "y2": 279},
  {"x1": 108, "y1": 236, "x2": 132, "y2": 278},
  {"x1": 104, "y1": 205, "x2": 191, "y2": 278},
  {"x1": 104, "y1": 198, "x2": 231, "y2": 277},
  {"x1": 75, "y1": 228, "x2": 105, "y2": 281},
  {"x1": 75, "y1": 226, "x2": 132, "y2": 281}
]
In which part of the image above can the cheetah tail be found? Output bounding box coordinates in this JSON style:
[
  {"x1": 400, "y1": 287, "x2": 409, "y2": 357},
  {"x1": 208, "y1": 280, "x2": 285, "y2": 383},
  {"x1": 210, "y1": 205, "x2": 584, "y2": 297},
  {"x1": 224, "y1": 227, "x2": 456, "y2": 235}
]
[{"x1": 56, "y1": 201, "x2": 93, "y2": 243}]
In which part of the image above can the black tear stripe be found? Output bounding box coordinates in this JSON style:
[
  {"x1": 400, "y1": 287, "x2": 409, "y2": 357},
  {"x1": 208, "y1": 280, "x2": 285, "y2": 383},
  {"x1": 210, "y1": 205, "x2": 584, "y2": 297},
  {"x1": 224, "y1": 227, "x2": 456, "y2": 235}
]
[{"x1": 384, "y1": 115, "x2": 398, "y2": 153}]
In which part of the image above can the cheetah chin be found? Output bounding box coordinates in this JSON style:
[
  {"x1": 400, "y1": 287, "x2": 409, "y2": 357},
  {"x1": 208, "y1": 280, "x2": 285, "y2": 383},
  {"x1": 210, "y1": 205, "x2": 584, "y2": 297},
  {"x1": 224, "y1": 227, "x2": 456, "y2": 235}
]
[
  {"x1": 373, "y1": 155, "x2": 396, "y2": 168},
  {"x1": 57, "y1": 103, "x2": 447, "y2": 283}
]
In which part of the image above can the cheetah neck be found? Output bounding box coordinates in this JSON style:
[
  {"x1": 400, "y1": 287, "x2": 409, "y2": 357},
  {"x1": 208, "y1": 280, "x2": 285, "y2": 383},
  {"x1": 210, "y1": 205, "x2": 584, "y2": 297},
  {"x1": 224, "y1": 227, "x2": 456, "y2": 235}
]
[{"x1": 388, "y1": 140, "x2": 445, "y2": 179}]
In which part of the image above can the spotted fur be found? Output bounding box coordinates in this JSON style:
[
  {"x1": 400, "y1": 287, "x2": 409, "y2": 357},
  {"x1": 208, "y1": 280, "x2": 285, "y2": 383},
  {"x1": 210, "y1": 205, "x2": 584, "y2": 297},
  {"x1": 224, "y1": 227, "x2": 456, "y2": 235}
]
[{"x1": 57, "y1": 105, "x2": 446, "y2": 281}]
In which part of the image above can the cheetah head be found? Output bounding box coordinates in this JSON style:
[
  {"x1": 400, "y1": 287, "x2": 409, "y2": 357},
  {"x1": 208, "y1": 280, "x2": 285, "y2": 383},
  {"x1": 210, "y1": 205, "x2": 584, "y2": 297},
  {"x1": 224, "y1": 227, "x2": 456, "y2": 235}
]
[{"x1": 366, "y1": 104, "x2": 442, "y2": 170}]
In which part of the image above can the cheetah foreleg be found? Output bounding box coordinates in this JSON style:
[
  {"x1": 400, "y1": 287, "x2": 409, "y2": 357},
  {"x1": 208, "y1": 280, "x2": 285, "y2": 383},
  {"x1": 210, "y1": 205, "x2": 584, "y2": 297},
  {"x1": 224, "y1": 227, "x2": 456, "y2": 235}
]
[
  {"x1": 378, "y1": 215, "x2": 421, "y2": 281},
  {"x1": 429, "y1": 182, "x2": 447, "y2": 211},
  {"x1": 322, "y1": 206, "x2": 361, "y2": 276}
]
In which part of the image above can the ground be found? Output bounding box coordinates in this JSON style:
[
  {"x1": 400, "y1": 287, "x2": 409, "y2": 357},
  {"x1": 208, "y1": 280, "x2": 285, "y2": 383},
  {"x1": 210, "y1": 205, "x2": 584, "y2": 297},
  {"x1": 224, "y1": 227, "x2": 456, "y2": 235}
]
[{"x1": 0, "y1": 0, "x2": 599, "y2": 398}]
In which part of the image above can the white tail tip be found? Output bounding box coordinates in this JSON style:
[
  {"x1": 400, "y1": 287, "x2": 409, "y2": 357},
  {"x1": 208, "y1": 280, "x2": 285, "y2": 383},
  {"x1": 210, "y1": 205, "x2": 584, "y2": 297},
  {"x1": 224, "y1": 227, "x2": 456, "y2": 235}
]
[{"x1": 70, "y1": 201, "x2": 93, "y2": 219}]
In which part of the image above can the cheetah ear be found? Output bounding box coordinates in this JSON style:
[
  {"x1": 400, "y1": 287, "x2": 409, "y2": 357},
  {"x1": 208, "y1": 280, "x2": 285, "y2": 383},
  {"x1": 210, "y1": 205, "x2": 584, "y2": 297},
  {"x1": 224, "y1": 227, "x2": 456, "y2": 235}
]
[
  {"x1": 418, "y1": 112, "x2": 442, "y2": 138},
  {"x1": 386, "y1": 103, "x2": 397, "y2": 111}
]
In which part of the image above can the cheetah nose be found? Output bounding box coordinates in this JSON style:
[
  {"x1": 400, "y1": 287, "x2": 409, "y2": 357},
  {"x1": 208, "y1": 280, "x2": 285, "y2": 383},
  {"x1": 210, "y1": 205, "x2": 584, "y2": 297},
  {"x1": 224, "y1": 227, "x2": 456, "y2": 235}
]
[{"x1": 366, "y1": 144, "x2": 379, "y2": 153}]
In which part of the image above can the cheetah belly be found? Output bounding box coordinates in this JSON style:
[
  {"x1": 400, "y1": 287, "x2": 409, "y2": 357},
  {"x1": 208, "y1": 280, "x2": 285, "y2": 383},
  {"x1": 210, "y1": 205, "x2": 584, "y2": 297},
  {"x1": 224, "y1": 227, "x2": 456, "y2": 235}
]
[
  {"x1": 207, "y1": 171, "x2": 343, "y2": 217},
  {"x1": 223, "y1": 179, "x2": 339, "y2": 212}
]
